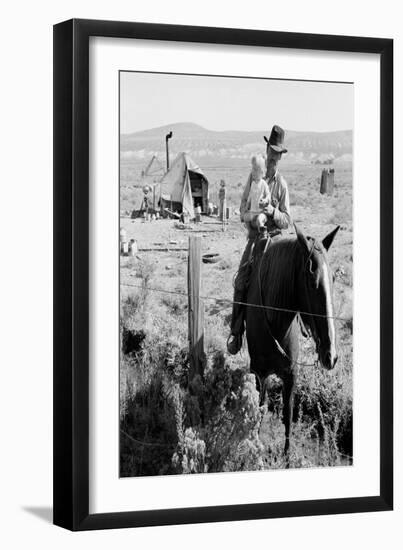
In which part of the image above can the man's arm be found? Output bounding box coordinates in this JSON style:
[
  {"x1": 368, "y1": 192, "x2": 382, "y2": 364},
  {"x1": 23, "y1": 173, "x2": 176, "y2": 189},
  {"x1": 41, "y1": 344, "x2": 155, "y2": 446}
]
[{"x1": 272, "y1": 176, "x2": 291, "y2": 229}]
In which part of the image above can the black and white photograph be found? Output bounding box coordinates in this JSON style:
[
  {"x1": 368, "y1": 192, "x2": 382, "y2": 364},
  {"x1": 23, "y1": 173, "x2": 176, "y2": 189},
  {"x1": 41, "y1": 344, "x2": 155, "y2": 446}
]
[{"x1": 119, "y1": 71, "x2": 354, "y2": 476}]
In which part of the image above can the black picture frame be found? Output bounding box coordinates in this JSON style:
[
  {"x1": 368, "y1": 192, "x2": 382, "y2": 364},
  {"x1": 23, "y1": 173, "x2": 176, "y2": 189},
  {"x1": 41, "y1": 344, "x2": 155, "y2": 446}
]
[{"x1": 53, "y1": 18, "x2": 393, "y2": 531}]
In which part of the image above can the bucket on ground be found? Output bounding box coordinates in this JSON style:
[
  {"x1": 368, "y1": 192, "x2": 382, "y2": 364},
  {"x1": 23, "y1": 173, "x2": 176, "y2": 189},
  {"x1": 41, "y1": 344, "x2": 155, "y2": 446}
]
[{"x1": 120, "y1": 228, "x2": 128, "y2": 255}]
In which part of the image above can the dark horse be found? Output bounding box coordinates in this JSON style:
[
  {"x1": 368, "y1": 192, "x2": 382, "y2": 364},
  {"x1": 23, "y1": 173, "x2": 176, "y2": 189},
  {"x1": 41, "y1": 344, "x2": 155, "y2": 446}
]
[{"x1": 245, "y1": 224, "x2": 340, "y2": 454}]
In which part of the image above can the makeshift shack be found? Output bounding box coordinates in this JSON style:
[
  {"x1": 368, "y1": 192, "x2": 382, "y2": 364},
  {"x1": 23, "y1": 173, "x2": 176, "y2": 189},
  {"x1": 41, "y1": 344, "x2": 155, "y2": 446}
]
[{"x1": 158, "y1": 152, "x2": 209, "y2": 218}]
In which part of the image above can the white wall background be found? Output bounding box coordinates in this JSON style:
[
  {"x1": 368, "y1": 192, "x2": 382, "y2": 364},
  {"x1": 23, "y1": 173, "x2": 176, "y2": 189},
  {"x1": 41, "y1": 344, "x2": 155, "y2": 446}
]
[{"x1": 0, "y1": 0, "x2": 401, "y2": 547}]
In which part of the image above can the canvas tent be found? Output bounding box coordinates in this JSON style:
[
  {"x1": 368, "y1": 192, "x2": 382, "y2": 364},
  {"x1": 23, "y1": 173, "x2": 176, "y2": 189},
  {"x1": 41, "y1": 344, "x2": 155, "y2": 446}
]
[{"x1": 158, "y1": 153, "x2": 209, "y2": 218}]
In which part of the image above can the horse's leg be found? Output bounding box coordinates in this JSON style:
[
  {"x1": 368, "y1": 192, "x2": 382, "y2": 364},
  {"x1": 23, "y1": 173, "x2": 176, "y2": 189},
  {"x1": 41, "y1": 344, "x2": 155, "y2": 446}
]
[
  {"x1": 282, "y1": 369, "x2": 295, "y2": 458},
  {"x1": 249, "y1": 359, "x2": 265, "y2": 406},
  {"x1": 249, "y1": 358, "x2": 266, "y2": 439},
  {"x1": 259, "y1": 376, "x2": 268, "y2": 407}
]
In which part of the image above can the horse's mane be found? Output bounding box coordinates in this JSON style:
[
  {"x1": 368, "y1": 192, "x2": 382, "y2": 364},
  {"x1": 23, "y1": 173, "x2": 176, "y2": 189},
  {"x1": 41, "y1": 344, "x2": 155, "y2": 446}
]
[{"x1": 258, "y1": 237, "x2": 303, "y2": 326}]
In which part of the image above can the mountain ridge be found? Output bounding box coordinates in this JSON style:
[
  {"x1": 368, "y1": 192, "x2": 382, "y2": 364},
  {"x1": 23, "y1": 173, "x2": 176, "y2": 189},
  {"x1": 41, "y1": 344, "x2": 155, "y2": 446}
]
[
  {"x1": 121, "y1": 122, "x2": 353, "y2": 162},
  {"x1": 122, "y1": 121, "x2": 352, "y2": 138}
]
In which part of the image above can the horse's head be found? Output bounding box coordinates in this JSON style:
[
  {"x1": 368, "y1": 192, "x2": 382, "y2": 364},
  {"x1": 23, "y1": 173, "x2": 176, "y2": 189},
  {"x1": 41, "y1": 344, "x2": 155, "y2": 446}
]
[{"x1": 295, "y1": 224, "x2": 340, "y2": 370}]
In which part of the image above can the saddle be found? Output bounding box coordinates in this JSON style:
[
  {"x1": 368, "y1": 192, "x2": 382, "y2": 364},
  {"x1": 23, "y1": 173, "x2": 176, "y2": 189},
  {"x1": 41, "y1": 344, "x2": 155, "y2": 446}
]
[{"x1": 250, "y1": 228, "x2": 281, "y2": 266}]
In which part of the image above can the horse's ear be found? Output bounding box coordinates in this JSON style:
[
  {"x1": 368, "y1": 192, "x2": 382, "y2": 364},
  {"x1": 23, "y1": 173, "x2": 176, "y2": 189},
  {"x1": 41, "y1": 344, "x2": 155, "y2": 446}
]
[
  {"x1": 294, "y1": 223, "x2": 310, "y2": 255},
  {"x1": 322, "y1": 225, "x2": 340, "y2": 251}
]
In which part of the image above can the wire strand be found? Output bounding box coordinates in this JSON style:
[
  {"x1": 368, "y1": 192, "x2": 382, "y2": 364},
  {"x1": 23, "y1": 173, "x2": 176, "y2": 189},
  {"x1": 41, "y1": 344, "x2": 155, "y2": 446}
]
[{"x1": 120, "y1": 281, "x2": 350, "y2": 322}]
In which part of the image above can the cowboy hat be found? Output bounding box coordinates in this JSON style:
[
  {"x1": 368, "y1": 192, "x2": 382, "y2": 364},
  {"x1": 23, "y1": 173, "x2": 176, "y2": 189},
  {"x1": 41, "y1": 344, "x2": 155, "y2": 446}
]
[{"x1": 263, "y1": 125, "x2": 288, "y2": 153}]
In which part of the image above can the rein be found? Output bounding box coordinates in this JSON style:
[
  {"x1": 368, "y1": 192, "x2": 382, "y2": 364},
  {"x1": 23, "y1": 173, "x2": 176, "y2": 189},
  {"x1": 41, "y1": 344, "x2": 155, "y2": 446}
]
[{"x1": 256, "y1": 236, "x2": 319, "y2": 368}]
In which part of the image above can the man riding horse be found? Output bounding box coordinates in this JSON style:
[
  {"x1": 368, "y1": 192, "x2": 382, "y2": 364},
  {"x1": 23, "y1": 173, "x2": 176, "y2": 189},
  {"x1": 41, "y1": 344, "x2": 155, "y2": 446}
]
[{"x1": 227, "y1": 125, "x2": 291, "y2": 355}]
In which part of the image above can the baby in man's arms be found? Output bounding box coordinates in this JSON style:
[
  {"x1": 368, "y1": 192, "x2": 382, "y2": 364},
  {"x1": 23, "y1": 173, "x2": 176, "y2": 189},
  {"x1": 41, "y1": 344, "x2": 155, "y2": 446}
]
[{"x1": 241, "y1": 154, "x2": 271, "y2": 234}]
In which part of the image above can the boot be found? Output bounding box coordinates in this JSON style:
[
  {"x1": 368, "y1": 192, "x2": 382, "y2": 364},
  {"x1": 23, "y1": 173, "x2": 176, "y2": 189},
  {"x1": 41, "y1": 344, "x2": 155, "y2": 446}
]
[
  {"x1": 227, "y1": 333, "x2": 243, "y2": 355},
  {"x1": 227, "y1": 297, "x2": 245, "y2": 355},
  {"x1": 227, "y1": 238, "x2": 254, "y2": 355}
]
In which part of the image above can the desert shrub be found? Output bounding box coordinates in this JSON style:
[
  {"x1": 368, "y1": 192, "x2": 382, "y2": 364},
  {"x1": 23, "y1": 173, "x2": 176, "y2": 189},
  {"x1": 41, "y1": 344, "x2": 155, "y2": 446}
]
[
  {"x1": 136, "y1": 257, "x2": 155, "y2": 289},
  {"x1": 204, "y1": 314, "x2": 228, "y2": 354},
  {"x1": 121, "y1": 292, "x2": 141, "y2": 320},
  {"x1": 216, "y1": 257, "x2": 233, "y2": 270},
  {"x1": 161, "y1": 292, "x2": 187, "y2": 315},
  {"x1": 120, "y1": 258, "x2": 155, "y2": 327},
  {"x1": 261, "y1": 340, "x2": 353, "y2": 463},
  {"x1": 293, "y1": 353, "x2": 353, "y2": 458},
  {"x1": 120, "y1": 257, "x2": 137, "y2": 270},
  {"x1": 120, "y1": 325, "x2": 265, "y2": 476},
  {"x1": 334, "y1": 262, "x2": 353, "y2": 288},
  {"x1": 121, "y1": 327, "x2": 146, "y2": 355},
  {"x1": 172, "y1": 352, "x2": 265, "y2": 474},
  {"x1": 172, "y1": 427, "x2": 207, "y2": 474},
  {"x1": 119, "y1": 325, "x2": 190, "y2": 477},
  {"x1": 120, "y1": 370, "x2": 179, "y2": 476}
]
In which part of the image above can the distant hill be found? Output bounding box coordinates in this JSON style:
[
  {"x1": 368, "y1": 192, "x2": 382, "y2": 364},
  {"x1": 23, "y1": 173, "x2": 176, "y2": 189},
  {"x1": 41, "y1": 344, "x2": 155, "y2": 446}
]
[{"x1": 120, "y1": 122, "x2": 352, "y2": 163}]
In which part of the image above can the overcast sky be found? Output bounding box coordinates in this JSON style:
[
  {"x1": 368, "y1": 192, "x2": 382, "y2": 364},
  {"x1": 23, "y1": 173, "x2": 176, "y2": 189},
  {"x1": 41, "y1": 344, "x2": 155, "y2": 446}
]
[{"x1": 120, "y1": 71, "x2": 353, "y2": 134}]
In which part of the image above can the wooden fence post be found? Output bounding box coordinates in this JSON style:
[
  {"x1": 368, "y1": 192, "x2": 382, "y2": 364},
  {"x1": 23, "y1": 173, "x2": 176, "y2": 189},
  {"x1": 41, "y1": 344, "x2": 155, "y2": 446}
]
[
  {"x1": 320, "y1": 167, "x2": 335, "y2": 195},
  {"x1": 188, "y1": 235, "x2": 205, "y2": 381},
  {"x1": 328, "y1": 168, "x2": 335, "y2": 195},
  {"x1": 320, "y1": 168, "x2": 328, "y2": 194}
]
